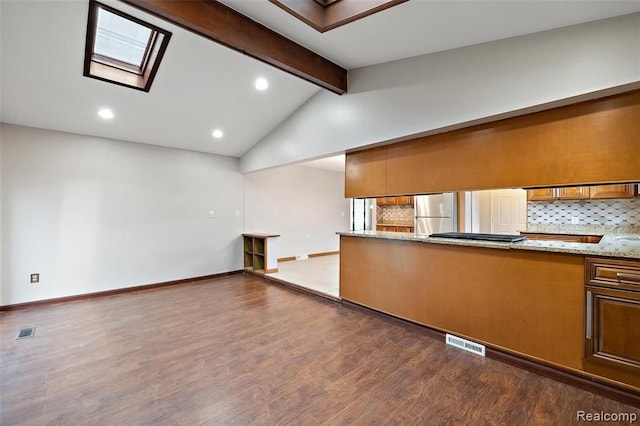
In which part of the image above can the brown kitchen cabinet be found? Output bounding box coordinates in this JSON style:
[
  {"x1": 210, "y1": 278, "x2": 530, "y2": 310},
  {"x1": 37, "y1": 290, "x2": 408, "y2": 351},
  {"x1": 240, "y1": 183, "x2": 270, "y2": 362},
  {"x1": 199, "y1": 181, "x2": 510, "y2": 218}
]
[
  {"x1": 584, "y1": 257, "x2": 640, "y2": 387},
  {"x1": 527, "y1": 186, "x2": 588, "y2": 201},
  {"x1": 376, "y1": 197, "x2": 396, "y2": 205},
  {"x1": 376, "y1": 225, "x2": 414, "y2": 233},
  {"x1": 396, "y1": 226, "x2": 415, "y2": 233},
  {"x1": 527, "y1": 188, "x2": 557, "y2": 201},
  {"x1": 556, "y1": 186, "x2": 590, "y2": 200},
  {"x1": 395, "y1": 196, "x2": 414, "y2": 205},
  {"x1": 528, "y1": 183, "x2": 637, "y2": 201},
  {"x1": 377, "y1": 196, "x2": 414, "y2": 205},
  {"x1": 589, "y1": 184, "x2": 636, "y2": 199}
]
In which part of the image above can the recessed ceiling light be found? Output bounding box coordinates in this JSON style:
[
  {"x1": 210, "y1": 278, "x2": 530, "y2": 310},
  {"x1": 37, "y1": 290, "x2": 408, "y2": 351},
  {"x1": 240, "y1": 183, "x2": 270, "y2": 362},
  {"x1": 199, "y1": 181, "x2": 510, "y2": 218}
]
[
  {"x1": 98, "y1": 108, "x2": 114, "y2": 119},
  {"x1": 212, "y1": 129, "x2": 224, "y2": 139},
  {"x1": 255, "y1": 77, "x2": 269, "y2": 91}
]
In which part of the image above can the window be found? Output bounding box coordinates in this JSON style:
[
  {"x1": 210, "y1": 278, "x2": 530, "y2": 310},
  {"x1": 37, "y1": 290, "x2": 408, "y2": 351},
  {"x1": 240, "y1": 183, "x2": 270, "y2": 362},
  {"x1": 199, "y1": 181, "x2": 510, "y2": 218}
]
[{"x1": 84, "y1": 0, "x2": 171, "y2": 92}]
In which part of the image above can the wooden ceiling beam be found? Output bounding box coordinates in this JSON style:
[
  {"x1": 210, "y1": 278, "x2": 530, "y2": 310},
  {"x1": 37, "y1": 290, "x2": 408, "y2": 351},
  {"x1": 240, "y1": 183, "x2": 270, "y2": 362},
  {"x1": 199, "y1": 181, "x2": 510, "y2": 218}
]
[
  {"x1": 270, "y1": 0, "x2": 407, "y2": 33},
  {"x1": 120, "y1": 0, "x2": 348, "y2": 94}
]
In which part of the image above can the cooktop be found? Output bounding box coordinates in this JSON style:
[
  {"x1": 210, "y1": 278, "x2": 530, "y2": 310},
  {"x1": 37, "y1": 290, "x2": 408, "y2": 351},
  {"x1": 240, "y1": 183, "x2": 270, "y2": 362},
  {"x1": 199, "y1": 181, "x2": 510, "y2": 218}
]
[{"x1": 429, "y1": 232, "x2": 526, "y2": 243}]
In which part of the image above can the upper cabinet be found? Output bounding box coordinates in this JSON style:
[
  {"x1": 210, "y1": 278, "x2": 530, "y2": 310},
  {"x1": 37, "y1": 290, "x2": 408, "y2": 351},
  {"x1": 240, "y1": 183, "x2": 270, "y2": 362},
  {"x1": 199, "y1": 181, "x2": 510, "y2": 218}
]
[
  {"x1": 527, "y1": 188, "x2": 556, "y2": 201},
  {"x1": 396, "y1": 195, "x2": 414, "y2": 205},
  {"x1": 346, "y1": 91, "x2": 640, "y2": 199},
  {"x1": 556, "y1": 186, "x2": 590, "y2": 200},
  {"x1": 376, "y1": 196, "x2": 414, "y2": 205},
  {"x1": 345, "y1": 147, "x2": 387, "y2": 198},
  {"x1": 527, "y1": 184, "x2": 637, "y2": 201},
  {"x1": 589, "y1": 184, "x2": 636, "y2": 199}
]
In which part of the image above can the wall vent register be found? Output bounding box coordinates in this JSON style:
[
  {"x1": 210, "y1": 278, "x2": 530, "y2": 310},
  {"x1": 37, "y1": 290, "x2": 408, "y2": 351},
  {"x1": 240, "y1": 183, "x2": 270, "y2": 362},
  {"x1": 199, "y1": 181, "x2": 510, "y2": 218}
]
[
  {"x1": 446, "y1": 334, "x2": 486, "y2": 357},
  {"x1": 15, "y1": 327, "x2": 36, "y2": 340}
]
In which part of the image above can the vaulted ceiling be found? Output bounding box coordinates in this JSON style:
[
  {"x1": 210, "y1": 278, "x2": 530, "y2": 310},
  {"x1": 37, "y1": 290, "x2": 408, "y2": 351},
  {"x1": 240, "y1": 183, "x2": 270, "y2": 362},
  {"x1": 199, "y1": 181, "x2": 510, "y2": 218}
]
[{"x1": 2, "y1": 0, "x2": 640, "y2": 164}]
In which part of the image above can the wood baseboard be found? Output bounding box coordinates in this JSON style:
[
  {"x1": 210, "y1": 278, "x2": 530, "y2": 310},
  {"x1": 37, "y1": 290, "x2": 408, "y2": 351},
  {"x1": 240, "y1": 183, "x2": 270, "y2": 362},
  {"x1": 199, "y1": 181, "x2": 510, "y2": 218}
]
[
  {"x1": 278, "y1": 251, "x2": 339, "y2": 262},
  {"x1": 257, "y1": 272, "x2": 341, "y2": 303},
  {"x1": 341, "y1": 300, "x2": 640, "y2": 408},
  {"x1": 0, "y1": 270, "x2": 243, "y2": 311}
]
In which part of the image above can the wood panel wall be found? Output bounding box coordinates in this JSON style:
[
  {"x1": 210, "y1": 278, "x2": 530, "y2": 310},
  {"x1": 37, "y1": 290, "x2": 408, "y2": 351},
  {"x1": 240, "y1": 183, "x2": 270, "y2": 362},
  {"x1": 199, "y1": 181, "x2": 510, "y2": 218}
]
[
  {"x1": 340, "y1": 236, "x2": 585, "y2": 371},
  {"x1": 345, "y1": 90, "x2": 640, "y2": 198}
]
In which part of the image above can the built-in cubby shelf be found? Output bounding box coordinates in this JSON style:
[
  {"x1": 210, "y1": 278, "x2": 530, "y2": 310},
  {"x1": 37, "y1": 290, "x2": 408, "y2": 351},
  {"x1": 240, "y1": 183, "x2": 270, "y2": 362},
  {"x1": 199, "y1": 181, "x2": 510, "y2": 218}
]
[{"x1": 242, "y1": 233, "x2": 280, "y2": 274}]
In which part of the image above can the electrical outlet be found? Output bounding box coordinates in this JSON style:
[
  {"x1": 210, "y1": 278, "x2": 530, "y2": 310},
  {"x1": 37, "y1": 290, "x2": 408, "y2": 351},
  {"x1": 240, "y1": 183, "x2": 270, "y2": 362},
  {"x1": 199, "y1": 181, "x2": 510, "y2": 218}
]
[
  {"x1": 30, "y1": 273, "x2": 39, "y2": 283},
  {"x1": 208, "y1": 210, "x2": 215, "y2": 218},
  {"x1": 571, "y1": 217, "x2": 580, "y2": 224}
]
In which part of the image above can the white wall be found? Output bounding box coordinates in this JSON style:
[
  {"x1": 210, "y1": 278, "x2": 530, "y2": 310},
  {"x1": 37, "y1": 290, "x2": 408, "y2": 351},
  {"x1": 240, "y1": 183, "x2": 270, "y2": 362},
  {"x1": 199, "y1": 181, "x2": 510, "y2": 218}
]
[
  {"x1": 239, "y1": 13, "x2": 640, "y2": 172},
  {"x1": 243, "y1": 164, "x2": 349, "y2": 259},
  {"x1": 1, "y1": 124, "x2": 243, "y2": 305}
]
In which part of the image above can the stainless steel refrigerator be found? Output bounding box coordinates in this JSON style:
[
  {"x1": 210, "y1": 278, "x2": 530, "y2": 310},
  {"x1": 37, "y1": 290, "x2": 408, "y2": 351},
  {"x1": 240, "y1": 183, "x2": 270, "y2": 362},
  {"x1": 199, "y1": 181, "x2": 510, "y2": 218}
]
[{"x1": 415, "y1": 192, "x2": 457, "y2": 235}]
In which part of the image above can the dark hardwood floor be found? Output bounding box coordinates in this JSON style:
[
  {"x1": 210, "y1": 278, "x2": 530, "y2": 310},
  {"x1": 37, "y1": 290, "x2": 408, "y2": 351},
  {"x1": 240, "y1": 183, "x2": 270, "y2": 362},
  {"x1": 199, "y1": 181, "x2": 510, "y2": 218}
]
[{"x1": 1, "y1": 274, "x2": 638, "y2": 425}]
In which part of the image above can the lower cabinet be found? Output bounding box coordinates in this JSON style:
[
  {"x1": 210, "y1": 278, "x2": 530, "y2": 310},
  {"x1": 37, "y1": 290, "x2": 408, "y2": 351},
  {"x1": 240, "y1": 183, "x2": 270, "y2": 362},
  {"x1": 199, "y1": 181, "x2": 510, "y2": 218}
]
[
  {"x1": 584, "y1": 257, "x2": 640, "y2": 387},
  {"x1": 376, "y1": 225, "x2": 414, "y2": 232}
]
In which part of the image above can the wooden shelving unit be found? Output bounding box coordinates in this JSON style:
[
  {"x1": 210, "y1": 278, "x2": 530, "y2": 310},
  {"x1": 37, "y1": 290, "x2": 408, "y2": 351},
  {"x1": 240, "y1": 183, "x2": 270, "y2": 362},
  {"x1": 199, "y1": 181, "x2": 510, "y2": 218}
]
[{"x1": 242, "y1": 233, "x2": 280, "y2": 274}]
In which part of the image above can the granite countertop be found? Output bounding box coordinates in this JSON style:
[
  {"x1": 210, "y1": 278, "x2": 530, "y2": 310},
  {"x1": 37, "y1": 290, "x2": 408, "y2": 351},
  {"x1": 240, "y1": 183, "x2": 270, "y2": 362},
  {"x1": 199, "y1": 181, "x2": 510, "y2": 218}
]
[{"x1": 337, "y1": 230, "x2": 640, "y2": 260}]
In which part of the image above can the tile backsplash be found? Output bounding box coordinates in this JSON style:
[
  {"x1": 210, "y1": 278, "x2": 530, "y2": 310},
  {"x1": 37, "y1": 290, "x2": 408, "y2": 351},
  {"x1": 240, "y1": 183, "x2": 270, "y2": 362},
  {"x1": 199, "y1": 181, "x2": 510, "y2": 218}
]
[
  {"x1": 528, "y1": 198, "x2": 640, "y2": 225},
  {"x1": 377, "y1": 205, "x2": 414, "y2": 223}
]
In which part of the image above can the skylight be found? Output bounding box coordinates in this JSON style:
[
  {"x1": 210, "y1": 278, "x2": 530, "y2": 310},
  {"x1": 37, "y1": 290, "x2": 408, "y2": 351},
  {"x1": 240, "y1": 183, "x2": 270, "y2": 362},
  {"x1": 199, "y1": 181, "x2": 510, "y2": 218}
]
[
  {"x1": 84, "y1": 1, "x2": 171, "y2": 92},
  {"x1": 94, "y1": 7, "x2": 153, "y2": 72},
  {"x1": 270, "y1": 0, "x2": 406, "y2": 33}
]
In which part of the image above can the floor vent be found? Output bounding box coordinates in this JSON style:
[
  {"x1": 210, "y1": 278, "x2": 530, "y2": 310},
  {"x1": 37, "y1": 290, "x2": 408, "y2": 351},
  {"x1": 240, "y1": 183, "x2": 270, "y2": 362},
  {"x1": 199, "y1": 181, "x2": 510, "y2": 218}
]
[
  {"x1": 15, "y1": 327, "x2": 36, "y2": 340},
  {"x1": 446, "y1": 333, "x2": 485, "y2": 357}
]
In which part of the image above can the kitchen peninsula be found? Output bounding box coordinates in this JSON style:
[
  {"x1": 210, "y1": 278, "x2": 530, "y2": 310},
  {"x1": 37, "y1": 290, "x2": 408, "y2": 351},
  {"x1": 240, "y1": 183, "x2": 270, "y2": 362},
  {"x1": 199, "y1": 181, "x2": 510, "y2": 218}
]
[
  {"x1": 341, "y1": 89, "x2": 640, "y2": 402},
  {"x1": 338, "y1": 229, "x2": 640, "y2": 395}
]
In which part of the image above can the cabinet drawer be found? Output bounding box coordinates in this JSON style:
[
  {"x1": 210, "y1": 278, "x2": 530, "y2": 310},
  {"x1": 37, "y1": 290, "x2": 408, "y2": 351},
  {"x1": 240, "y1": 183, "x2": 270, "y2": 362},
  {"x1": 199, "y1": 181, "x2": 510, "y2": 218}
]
[{"x1": 586, "y1": 257, "x2": 640, "y2": 292}]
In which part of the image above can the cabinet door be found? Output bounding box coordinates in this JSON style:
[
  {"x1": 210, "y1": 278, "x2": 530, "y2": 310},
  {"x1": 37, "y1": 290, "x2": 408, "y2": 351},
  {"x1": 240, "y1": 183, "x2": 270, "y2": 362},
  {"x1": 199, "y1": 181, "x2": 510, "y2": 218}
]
[
  {"x1": 527, "y1": 188, "x2": 555, "y2": 201},
  {"x1": 556, "y1": 186, "x2": 589, "y2": 200},
  {"x1": 589, "y1": 184, "x2": 636, "y2": 199},
  {"x1": 376, "y1": 198, "x2": 384, "y2": 205},
  {"x1": 395, "y1": 196, "x2": 415, "y2": 205},
  {"x1": 385, "y1": 197, "x2": 397, "y2": 205},
  {"x1": 584, "y1": 286, "x2": 640, "y2": 386},
  {"x1": 396, "y1": 226, "x2": 414, "y2": 233}
]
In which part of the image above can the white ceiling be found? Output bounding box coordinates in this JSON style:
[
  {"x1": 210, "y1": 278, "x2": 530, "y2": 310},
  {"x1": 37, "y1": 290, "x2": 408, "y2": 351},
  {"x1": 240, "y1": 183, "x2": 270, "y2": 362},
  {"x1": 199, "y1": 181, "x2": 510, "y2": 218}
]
[
  {"x1": 219, "y1": 0, "x2": 640, "y2": 69},
  {"x1": 3, "y1": 0, "x2": 640, "y2": 163},
  {"x1": 0, "y1": 0, "x2": 319, "y2": 158}
]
